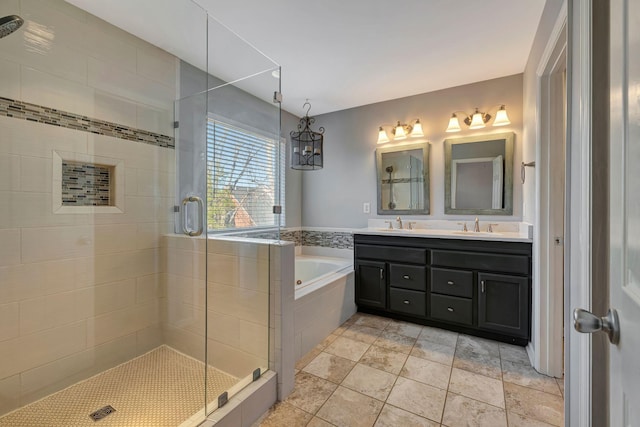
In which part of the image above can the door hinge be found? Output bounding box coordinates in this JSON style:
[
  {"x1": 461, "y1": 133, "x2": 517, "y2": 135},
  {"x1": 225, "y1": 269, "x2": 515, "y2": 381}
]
[
  {"x1": 173, "y1": 121, "x2": 179, "y2": 129},
  {"x1": 173, "y1": 205, "x2": 180, "y2": 212},
  {"x1": 273, "y1": 91, "x2": 282, "y2": 103}
]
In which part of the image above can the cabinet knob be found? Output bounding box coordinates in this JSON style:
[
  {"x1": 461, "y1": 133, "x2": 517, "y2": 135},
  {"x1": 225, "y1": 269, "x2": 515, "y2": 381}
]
[
  {"x1": 403, "y1": 275, "x2": 411, "y2": 280},
  {"x1": 403, "y1": 300, "x2": 411, "y2": 305},
  {"x1": 447, "y1": 280, "x2": 455, "y2": 285},
  {"x1": 447, "y1": 307, "x2": 454, "y2": 312}
]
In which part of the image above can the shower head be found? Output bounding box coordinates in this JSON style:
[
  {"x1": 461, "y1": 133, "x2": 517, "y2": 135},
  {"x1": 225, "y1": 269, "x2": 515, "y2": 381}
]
[{"x1": 0, "y1": 15, "x2": 24, "y2": 39}]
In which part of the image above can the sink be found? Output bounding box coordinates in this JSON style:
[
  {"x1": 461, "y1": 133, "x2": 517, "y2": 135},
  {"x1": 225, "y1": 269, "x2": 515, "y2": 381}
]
[{"x1": 451, "y1": 231, "x2": 503, "y2": 237}]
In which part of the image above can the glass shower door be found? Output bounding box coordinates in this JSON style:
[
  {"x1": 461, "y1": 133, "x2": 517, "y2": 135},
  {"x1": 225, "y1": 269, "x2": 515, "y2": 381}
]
[{"x1": 202, "y1": 14, "x2": 282, "y2": 417}]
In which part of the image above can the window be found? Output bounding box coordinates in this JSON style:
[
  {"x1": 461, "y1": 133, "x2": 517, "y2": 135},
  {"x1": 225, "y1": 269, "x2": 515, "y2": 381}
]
[{"x1": 206, "y1": 119, "x2": 285, "y2": 231}]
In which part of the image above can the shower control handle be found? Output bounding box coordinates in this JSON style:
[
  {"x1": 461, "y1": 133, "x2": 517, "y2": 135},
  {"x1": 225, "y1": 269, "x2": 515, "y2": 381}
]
[{"x1": 181, "y1": 196, "x2": 204, "y2": 237}]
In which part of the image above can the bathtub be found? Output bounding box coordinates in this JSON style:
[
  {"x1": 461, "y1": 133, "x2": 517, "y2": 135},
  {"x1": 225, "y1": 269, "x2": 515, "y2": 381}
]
[
  {"x1": 295, "y1": 255, "x2": 353, "y2": 299},
  {"x1": 293, "y1": 255, "x2": 357, "y2": 361}
]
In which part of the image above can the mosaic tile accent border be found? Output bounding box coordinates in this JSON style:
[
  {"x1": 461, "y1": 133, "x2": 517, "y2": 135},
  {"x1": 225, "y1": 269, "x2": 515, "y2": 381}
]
[
  {"x1": 302, "y1": 230, "x2": 353, "y2": 249},
  {"x1": 61, "y1": 161, "x2": 111, "y2": 206},
  {"x1": 0, "y1": 97, "x2": 174, "y2": 149},
  {"x1": 235, "y1": 229, "x2": 352, "y2": 249},
  {"x1": 280, "y1": 229, "x2": 303, "y2": 246}
]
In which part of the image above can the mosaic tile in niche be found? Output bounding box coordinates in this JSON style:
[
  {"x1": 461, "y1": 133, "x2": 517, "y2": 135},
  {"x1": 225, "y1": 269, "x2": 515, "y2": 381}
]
[{"x1": 61, "y1": 161, "x2": 112, "y2": 206}]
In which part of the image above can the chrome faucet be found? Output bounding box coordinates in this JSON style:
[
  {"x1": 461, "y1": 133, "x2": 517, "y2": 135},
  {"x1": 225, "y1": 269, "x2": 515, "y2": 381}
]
[
  {"x1": 474, "y1": 217, "x2": 480, "y2": 232},
  {"x1": 396, "y1": 216, "x2": 403, "y2": 230}
]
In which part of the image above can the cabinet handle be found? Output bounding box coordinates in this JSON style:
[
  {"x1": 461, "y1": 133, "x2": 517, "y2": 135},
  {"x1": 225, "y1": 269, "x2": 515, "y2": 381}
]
[
  {"x1": 481, "y1": 280, "x2": 486, "y2": 293},
  {"x1": 447, "y1": 307, "x2": 454, "y2": 312},
  {"x1": 403, "y1": 275, "x2": 411, "y2": 280},
  {"x1": 380, "y1": 269, "x2": 384, "y2": 280},
  {"x1": 403, "y1": 300, "x2": 410, "y2": 305},
  {"x1": 447, "y1": 280, "x2": 455, "y2": 285}
]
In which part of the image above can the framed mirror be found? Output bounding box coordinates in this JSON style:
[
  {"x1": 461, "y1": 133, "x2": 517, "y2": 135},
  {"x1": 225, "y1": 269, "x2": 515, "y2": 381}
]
[
  {"x1": 376, "y1": 141, "x2": 430, "y2": 215},
  {"x1": 444, "y1": 132, "x2": 514, "y2": 215}
]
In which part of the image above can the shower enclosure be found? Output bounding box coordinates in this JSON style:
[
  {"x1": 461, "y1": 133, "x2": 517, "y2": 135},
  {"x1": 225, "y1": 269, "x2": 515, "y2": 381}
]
[{"x1": 0, "y1": 0, "x2": 280, "y2": 425}]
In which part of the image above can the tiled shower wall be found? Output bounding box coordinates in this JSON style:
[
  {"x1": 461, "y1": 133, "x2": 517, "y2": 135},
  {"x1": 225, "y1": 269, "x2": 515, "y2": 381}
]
[
  {"x1": 0, "y1": 0, "x2": 176, "y2": 415},
  {"x1": 161, "y1": 234, "x2": 295, "y2": 400}
]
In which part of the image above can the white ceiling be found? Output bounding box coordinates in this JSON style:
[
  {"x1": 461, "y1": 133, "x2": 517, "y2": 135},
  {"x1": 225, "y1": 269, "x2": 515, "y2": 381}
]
[{"x1": 66, "y1": 0, "x2": 546, "y2": 116}]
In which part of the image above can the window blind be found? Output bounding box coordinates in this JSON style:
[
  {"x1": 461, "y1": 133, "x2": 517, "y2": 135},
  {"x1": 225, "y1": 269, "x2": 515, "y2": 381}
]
[{"x1": 206, "y1": 120, "x2": 284, "y2": 230}]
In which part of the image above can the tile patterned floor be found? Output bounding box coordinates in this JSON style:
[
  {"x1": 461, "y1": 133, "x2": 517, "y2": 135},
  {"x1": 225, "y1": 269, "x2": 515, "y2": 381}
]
[
  {"x1": 260, "y1": 313, "x2": 564, "y2": 427},
  {"x1": 0, "y1": 346, "x2": 239, "y2": 427}
]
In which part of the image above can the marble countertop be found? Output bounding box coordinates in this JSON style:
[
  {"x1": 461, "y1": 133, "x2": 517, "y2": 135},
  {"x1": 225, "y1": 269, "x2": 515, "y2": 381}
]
[{"x1": 355, "y1": 220, "x2": 533, "y2": 243}]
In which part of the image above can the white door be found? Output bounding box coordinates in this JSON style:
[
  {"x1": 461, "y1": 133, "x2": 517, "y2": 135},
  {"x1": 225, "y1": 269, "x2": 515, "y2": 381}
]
[
  {"x1": 608, "y1": 0, "x2": 640, "y2": 423},
  {"x1": 572, "y1": 0, "x2": 640, "y2": 424}
]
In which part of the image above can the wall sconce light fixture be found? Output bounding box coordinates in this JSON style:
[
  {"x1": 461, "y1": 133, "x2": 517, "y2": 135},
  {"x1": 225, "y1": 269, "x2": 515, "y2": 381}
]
[
  {"x1": 291, "y1": 101, "x2": 324, "y2": 170},
  {"x1": 446, "y1": 105, "x2": 511, "y2": 133},
  {"x1": 377, "y1": 119, "x2": 424, "y2": 144}
]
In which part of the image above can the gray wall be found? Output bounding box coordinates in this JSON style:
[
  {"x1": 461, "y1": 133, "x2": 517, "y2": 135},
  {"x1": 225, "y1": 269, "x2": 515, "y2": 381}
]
[
  {"x1": 301, "y1": 74, "x2": 523, "y2": 228},
  {"x1": 522, "y1": 0, "x2": 566, "y2": 224},
  {"x1": 178, "y1": 61, "x2": 303, "y2": 228}
]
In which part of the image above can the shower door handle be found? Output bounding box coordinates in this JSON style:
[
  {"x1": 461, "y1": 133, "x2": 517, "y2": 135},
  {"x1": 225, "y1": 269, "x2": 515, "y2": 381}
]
[{"x1": 182, "y1": 196, "x2": 204, "y2": 237}]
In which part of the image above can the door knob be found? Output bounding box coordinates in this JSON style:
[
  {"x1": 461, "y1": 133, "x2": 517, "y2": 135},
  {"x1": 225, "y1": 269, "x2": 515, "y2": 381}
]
[{"x1": 573, "y1": 308, "x2": 620, "y2": 345}]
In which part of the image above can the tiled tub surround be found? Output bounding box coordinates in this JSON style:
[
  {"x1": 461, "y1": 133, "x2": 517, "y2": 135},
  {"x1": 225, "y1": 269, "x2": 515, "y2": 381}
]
[
  {"x1": 0, "y1": 0, "x2": 177, "y2": 417},
  {"x1": 260, "y1": 313, "x2": 564, "y2": 427},
  {"x1": 294, "y1": 257, "x2": 356, "y2": 363}
]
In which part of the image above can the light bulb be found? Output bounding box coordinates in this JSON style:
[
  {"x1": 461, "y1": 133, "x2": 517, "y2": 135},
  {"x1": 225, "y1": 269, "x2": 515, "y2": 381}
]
[
  {"x1": 377, "y1": 127, "x2": 390, "y2": 144},
  {"x1": 410, "y1": 119, "x2": 424, "y2": 137},
  {"x1": 394, "y1": 122, "x2": 407, "y2": 139},
  {"x1": 446, "y1": 114, "x2": 462, "y2": 133},
  {"x1": 469, "y1": 111, "x2": 486, "y2": 129},
  {"x1": 493, "y1": 106, "x2": 511, "y2": 126}
]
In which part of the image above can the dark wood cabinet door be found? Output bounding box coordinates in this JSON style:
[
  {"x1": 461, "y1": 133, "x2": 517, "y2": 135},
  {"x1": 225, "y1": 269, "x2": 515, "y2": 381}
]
[
  {"x1": 477, "y1": 272, "x2": 530, "y2": 339},
  {"x1": 355, "y1": 260, "x2": 387, "y2": 309}
]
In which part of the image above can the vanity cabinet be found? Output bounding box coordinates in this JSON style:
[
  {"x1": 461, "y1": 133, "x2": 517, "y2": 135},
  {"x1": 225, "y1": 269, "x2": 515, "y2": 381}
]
[
  {"x1": 354, "y1": 244, "x2": 428, "y2": 317},
  {"x1": 477, "y1": 272, "x2": 530, "y2": 338},
  {"x1": 354, "y1": 234, "x2": 532, "y2": 345},
  {"x1": 354, "y1": 260, "x2": 386, "y2": 309}
]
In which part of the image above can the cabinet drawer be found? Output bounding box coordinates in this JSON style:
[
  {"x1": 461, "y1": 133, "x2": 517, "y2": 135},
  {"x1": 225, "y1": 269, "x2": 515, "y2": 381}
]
[
  {"x1": 431, "y1": 294, "x2": 473, "y2": 326},
  {"x1": 432, "y1": 250, "x2": 529, "y2": 275},
  {"x1": 431, "y1": 268, "x2": 473, "y2": 298},
  {"x1": 389, "y1": 264, "x2": 427, "y2": 291},
  {"x1": 389, "y1": 288, "x2": 426, "y2": 317},
  {"x1": 356, "y1": 244, "x2": 427, "y2": 264}
]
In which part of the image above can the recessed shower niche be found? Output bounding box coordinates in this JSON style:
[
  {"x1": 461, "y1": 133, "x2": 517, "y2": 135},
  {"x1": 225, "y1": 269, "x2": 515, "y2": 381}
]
[
  {"x1": 53, "y1": 151, "x2": 124, "y2": 213},
  {"x1": 61, "y1": 161, "x2": 112, "y2": 206}
]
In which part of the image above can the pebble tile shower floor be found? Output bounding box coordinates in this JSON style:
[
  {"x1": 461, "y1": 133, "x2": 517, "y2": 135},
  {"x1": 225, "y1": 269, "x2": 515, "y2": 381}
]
[
  {"x1": 258, "y1": 313, "x2": 564, "y2": 427},
  {"x1": 0, "y1": 346, "x2": 239, "y2": 427}
]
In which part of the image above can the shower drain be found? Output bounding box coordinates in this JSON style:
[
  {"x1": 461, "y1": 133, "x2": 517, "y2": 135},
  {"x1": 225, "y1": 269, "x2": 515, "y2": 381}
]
[{"x1": 89, "y1": 405, "x2": 116, "y2": 421}]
